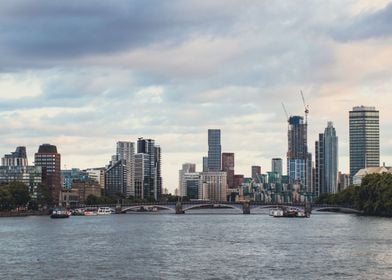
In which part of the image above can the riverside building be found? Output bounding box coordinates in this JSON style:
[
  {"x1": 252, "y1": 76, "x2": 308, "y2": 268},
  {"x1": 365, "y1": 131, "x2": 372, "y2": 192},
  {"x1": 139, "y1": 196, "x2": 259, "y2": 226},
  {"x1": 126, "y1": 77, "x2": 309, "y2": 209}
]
[
  {"x1": 34, "y1": 144, "x2": 61, "y2": 205},
  {"x1": 349, "y1": 106, "x2": 380, "y2": 178}
]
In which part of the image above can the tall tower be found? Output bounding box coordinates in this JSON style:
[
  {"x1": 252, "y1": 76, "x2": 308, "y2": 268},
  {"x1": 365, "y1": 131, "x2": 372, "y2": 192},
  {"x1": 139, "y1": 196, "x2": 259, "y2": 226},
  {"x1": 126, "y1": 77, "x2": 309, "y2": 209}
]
[
  {"x1": 116, "y1": 141, "x2": 135, "y2": 197},
  {"x1": 315, "y1": 133, "x2": 324, "y2": 196},
  {"x1": 349, "y1": 106, "x2": 380, "y2": 178},
  {"x1": 222, "y1": 153, "x2": 235, "y2": 188},
  {"x1": 34, "y1": 144, "x2": 61, "y2": 205},
  {"x1": 287, "y1": 116, "x2": 308, "y2": 190},
  {"x1": 136, "y1": 138, "x2": 162, "y2": 201},
  {"x1": 207, "y1": 129, "x2": 221, "y2": 172},
  {"x1": 271, "y1": 158, "x2": 283, "y2": 177},
  {"x1": 324, "y1": 122, "x2": 338, "y2": 194},
  {"x1": 315, "y1": 122, "x2": 338, "y2": 195}
]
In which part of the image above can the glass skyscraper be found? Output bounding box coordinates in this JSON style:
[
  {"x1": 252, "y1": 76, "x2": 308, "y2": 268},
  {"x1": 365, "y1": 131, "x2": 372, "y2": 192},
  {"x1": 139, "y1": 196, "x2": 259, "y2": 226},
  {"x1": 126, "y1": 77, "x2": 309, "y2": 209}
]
[
  {"x1": 316, "y1": 122, "x2": 338, "y2": 195},
  {"x1": 207, "y1": 129, "x2": 221, "y2": 172},
  {"x1": 349, "y1": 106, "x2": 379, "y2": 178}
]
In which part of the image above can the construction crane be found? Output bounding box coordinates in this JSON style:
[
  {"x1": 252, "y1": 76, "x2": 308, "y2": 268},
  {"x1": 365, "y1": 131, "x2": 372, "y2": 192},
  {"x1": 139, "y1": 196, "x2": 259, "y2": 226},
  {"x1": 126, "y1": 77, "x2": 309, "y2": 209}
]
[
  {"x1": 300, "y1": 90, "x2": 309, "y2": 123},
  {"x1": 281, "y1": 102, "x2": 289, "y2": 122}
]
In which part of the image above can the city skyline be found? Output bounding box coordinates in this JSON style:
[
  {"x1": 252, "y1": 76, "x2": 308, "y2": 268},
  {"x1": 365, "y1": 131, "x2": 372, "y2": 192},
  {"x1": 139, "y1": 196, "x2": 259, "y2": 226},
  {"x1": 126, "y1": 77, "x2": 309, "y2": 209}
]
[{"x1": 0, "y1": 1, "x2": 392, "y2": 192}]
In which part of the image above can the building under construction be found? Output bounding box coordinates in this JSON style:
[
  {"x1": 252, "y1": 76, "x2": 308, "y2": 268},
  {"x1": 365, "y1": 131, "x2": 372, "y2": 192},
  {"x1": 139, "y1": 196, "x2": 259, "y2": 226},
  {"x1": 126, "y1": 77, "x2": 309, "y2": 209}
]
[{"x1": 284, "y1": 92, "x2": 313, "y2": 197}]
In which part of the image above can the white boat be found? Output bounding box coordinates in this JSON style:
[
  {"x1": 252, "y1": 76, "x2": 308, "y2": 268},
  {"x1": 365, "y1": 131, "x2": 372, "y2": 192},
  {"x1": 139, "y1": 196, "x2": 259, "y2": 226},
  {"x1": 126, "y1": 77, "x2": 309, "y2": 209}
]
[
  {"x1": 97, "y1": 207, "x2": 112, "y2": 215},
  {"x1": 270, "y1": 208, "x2": 284, "y2": 217}
]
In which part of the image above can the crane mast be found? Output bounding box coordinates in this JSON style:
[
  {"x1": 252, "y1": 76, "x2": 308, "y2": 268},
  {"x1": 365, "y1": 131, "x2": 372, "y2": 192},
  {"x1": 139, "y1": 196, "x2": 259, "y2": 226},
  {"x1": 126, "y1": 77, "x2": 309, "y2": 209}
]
[{"x1": 300, "y1": 90, "x2": 309, "y2": 123}]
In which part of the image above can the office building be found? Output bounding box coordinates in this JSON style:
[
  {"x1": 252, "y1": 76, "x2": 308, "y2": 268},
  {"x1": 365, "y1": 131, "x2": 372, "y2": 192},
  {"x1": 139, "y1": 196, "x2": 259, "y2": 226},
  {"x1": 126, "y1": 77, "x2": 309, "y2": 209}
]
[
  {"x1": 222, "y1": 153, "x2": 235, "y2": 188},
  {"x1": 61, "y1": 168, "x2": 89, "y2": 189},
  {"x1": 207, "y1": 129, "x2": 221, "y2": 172},
  {"x1": 271, "y1": 158, "x2": 283, "y2": 177},
  {"x1": 179, "y1": 163, "x2": 196, "y2": 196},
  {"x1": 202, "y1": 156, "x2": 208, "y2": 172},
  {"x1": 34, "y1": 144, "x2": 61, "y2": 205},
  {"x1": 251, "y1": 165, "x2": 261, "y2": 180},
  {"x1": 182, "y1": 172, "x2": 201, "y2": 199},
  {"x1": 85, "y1": 167, "x2": 105, "y2": 188},
  {"x1": 2, "y1": 146, "x2": 28, "y2": 167},
  {"x1": 349, "y1": 106, "x2": 380, "y2": 178},
  {"x1": 200, "y1": 171, "x2": 227, "y2": 201}
]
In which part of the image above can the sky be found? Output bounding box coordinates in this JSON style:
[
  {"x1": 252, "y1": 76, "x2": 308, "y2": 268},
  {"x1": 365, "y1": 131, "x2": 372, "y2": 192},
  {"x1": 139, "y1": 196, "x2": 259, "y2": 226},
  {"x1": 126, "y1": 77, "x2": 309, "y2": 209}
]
[{"x1": 0, "y1": 0, "x2": 391, "y2": 192}]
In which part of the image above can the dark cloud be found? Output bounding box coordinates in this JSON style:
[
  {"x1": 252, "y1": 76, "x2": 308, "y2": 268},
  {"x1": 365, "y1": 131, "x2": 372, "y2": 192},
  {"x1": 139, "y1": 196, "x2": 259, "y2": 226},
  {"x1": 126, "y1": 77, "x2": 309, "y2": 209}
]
[
  {"x1": 332, "y1": 3, "x2": 392, "y2": 41},
  {"x1": 0, "y1": 0, "x2": 239, "y2": 69}
]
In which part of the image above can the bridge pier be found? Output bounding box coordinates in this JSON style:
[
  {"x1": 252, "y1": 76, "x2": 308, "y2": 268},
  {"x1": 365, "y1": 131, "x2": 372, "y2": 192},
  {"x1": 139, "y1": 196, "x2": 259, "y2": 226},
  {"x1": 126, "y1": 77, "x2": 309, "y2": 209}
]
[
  {"x1": 115, "y1": 201, "x2": 122, "y2": 214},
  {"x1": 242, "y1": 202, "x2": 251, "y2": 214},
  {"x1": 175, "y1": 201, "x2": 184, "y2": 214}
]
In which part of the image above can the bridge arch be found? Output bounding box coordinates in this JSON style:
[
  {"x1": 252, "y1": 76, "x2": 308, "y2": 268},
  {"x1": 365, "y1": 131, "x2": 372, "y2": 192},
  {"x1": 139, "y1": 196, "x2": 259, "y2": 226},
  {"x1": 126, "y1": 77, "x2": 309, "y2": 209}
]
[
  {"x1": 121, "y1": 205, "x2": 175, "y2": 213},
  {"x1": 183, "y1": 203, "x2": 243, "y2": 212}
]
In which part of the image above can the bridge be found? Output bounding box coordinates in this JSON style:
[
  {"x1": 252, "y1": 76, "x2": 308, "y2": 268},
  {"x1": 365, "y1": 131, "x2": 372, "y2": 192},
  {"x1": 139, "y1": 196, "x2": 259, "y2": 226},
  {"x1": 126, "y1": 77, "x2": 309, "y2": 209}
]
[{"x1": 76, "y1": 201, "x2": 362, "y2": 215}]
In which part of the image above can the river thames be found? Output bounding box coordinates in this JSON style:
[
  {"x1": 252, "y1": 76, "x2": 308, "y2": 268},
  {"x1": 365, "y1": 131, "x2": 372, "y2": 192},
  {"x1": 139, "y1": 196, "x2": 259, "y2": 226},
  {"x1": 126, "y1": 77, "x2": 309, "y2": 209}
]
[{"x1": 0, "y1": 211, "x2": 391, "y2": 280}]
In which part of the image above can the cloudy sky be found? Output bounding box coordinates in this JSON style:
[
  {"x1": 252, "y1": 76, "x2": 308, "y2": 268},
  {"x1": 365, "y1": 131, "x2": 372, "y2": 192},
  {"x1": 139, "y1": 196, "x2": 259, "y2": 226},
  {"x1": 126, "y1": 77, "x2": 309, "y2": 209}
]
[{"x1": 0, "y1": 0, "x2": 391, "y2": 192}]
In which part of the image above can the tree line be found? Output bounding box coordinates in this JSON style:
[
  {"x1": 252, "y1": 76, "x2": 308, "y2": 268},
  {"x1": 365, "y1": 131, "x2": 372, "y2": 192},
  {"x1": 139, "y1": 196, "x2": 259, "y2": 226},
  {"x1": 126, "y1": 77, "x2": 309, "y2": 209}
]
[
  {"x1": 317, "y1": 173, "x2": 392, "y2": 217},
  {"x1": 0, "y1": 182, "x2": 52, "y2": 211}
]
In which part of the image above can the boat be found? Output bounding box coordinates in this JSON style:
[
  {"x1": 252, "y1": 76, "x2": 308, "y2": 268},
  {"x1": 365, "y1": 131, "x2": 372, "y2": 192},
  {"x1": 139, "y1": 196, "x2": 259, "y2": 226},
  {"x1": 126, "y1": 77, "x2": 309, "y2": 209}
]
[
  {"x1": 50, "y1": 208, "x2": 70, "y2": 218},
  {"x1": 97, "y1": 207, "x2": 112, "y2": 215},
  {"x1": 271, "y1": 206, "x2": 310, "y2": 218},
  {"x1": 84, "y1": 210, "x2": 97, "y2": 216}
]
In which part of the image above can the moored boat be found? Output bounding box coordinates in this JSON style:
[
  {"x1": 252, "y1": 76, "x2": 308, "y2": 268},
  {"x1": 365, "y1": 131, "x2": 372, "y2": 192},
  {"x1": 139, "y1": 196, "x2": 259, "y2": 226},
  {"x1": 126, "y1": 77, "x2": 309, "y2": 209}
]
[
  {"x1": 97, "y1": 207, "x2": 112, "y2": 215},
  {"x1": 271, "y1": 206, "x2": 310, "y2": 218},
  {"x1": 50, "y1": 208, "x2": 70, "y2": 218}
]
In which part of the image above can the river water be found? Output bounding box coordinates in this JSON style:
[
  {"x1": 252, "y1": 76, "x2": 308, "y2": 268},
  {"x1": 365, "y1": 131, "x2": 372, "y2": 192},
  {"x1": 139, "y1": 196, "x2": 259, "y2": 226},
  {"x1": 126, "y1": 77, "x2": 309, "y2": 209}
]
[{"x1": 0, "y1": 210, "x2": 391, "y2": 280}]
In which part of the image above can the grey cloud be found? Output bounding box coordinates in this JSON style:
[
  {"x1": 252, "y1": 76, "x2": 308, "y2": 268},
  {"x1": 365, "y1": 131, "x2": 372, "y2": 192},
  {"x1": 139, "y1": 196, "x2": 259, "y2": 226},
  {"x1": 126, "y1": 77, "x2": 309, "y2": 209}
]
[
  {"x1": 332, "y1": 3, "x2": 392, "y2": 41},
  {"x1": 0, "y1": 0, "x2": 240, "y2": 69}
]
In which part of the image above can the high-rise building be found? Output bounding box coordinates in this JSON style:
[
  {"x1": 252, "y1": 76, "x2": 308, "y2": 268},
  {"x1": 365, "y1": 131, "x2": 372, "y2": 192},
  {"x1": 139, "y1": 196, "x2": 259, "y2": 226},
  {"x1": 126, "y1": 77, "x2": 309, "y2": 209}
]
[
  {"x1": 315, "y1": 122, "x2": 338, "y2": 195},
  {"x1": 135, "y1": 138, "x2": 162, "y2": 201},
  {"x1": 271, "y1": 158, "x2": 283, "y2": 177},
  {"x1": 233, "y1": 174, "x2": 244, "y2": 188},
  {"x1": 200, "y1": 171, "x2": 227, "y2": 201},
  {"x1": 116, "y1": 141, "x2": 135, "y2": 197},
  {"x1": 251, "y1": 165, "x2": 261, "y2": 180},
  {"x1": 287, "y1": 116, "x2": 309, "y2": 190},
  {"x1": 179, "y1": 163, "x2": 196, "y2": 196},
  {"x1": 34, "y1": 144, "x2": 61, "y2": 205},
  {"x1": 202, "y1": 156, "x2": 208, "y2": 172},
  {"x1": 349, "y1": 106, "x2": 380, "y2": 178},
  {"x1": 222, "y1": 153, "x2": 235, "y2": 188},
  {"x1": 2, "y1": 146, "x2": 28, "y2": 166},
  {"x1": 105, "y1": 156, "x2": 127, "y2": 196},
  {"x1": 324, "y1": 122, "x2": 338, "y2": 194},
  {"x1": 134, "y1": 153, "x2": 148, "y2": 199},
  {"x1": 207, "y1": 129, "x2": 221, "y2": 172},
  {"x1": 181, "y1": 172, "x2": 201, "y2": 199},
  {"x1": 315, "y1": 133, "x2": 324, "y2": 196}
]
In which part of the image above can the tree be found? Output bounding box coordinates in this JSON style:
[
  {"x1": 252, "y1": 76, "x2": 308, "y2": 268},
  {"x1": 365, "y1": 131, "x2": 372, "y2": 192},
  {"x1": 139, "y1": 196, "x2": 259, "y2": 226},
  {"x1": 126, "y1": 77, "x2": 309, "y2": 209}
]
[
  {"x1": 35, "y1": 183, "x2": 52, "y2": 208},
  {"x1": 8, "y1": 182, "x2": 30, "y2": 208},
  {"x1": 0, "y1": 187, "x2": 13, "y2": 210},
  {"x1": 85, "y1": 194, "x2": 98, "y2": 205}
]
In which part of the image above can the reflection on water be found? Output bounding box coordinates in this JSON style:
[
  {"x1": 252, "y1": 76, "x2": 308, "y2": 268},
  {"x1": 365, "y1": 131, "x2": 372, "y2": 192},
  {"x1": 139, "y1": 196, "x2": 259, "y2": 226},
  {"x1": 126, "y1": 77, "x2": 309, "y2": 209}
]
[{"x1": 0, "y1": 212, "x2": 391, "y2": 280}]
